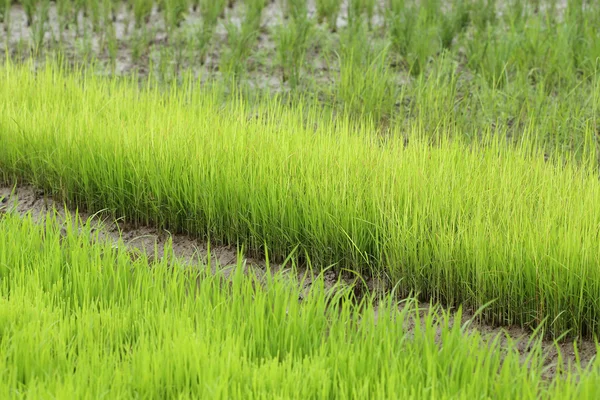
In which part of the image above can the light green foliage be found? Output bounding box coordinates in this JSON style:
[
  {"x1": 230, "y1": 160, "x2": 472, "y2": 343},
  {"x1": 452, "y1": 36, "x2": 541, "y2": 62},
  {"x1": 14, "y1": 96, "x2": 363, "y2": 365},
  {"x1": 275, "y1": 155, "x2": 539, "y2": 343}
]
[
  {"x1": 163, "y1": 0, "x2": 188, "y2": 31},
  {"x1": 133, "y1": 0, "x2": 153, "y2": 27},
  {"x1": 30, "y1": 0, "x2": 50, "y2": 50},
  {"x1": 0, "y1": 211, "x2": 600, "y2": 397},
  {"x1": 348, "y1": 0, "x2": 376, "y2": 30},
  {"x1": 220, "y1": 0, "x2": 265, "y2": 79},
  {"x1": 315, "y1": 0, "x2": 342, "y2": 32},
  {"x1": 337, "y1": 23, "x2": 396, "y2": 120},
  {"x1": 2, "y1": 63, "x2": 600, "y2": 338},
  {"x1": 275, "y1": 0, "x2": 311, "y2": 88},
  {"x1": 0, "y1": 0, "x2": 9, "y2": 25},
  {"x1": 197, "y1": 0, "x2": 226, "y2": 62}
]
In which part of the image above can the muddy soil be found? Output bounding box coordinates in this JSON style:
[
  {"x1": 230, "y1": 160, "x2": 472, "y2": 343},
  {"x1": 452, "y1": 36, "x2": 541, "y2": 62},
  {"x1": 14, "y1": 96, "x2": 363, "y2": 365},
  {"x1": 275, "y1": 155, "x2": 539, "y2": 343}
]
[{"x1": 1, "y1": 184, "x2": 596, "y2": 379}]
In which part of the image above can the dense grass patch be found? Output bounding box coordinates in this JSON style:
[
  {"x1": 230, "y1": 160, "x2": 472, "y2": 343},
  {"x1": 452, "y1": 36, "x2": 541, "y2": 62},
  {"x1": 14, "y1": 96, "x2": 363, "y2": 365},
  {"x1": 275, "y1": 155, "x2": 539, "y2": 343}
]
[
  {"x1": 0, "y1": 209, "x2": 599, "y2": 398},
  {"x1": 1, "y1": 63, "x2": 600, "y2": 338}
]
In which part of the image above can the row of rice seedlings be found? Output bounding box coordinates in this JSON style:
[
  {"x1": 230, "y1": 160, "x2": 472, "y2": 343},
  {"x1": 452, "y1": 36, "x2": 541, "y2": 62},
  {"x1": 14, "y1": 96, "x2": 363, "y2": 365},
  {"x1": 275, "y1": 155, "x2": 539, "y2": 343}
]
[
  {"x1": 1, "y1": 209, "x2": 599, "y2": 397},
  {"x1": 2, "y1": 1, "x2": 600, "y2": 96},
  {"x1": 2, "y1": 62, "x2": 600, "y2": 338},
  {"x1": 2, "y1": 31, "x2": 599, "y2": 159}
]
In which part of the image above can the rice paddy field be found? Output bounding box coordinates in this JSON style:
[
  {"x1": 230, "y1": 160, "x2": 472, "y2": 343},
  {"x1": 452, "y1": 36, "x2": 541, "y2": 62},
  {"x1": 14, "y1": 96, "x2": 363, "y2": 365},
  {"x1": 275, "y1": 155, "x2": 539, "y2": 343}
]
[{"x1": 2, "y1": 0, "x2": 600, "y2": 398}]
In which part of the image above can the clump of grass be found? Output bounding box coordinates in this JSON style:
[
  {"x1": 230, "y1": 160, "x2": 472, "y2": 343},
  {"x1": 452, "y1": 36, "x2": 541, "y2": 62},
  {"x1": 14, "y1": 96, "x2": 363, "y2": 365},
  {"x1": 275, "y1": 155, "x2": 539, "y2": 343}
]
[
  {"x1": 337, "y1": 23, "x2": 396, "y2": 120},
  {"x1": 315, "y1": 0, "x2": 342, "y2": 32},
  {"x1": 0, "y1": 0, "x2": 9, "y2": 27},
  {"x1": 162, "y1": 0, "x2": 188, "y2": 35},
  {"x1": 29, "y1": 0, "x2": 50, "y2": 51},
  {"x1": 196, "y1": 0, "x2": 226, "y2": 64},
  {"x1": 133, "y1": 0, "x2": 154, "y2": 28},
  {"x1": 347, "y1": 0, "x2": 376, "y2": 30},
  {"x1": 385, "y1": 0, "x2": 444, "y2": 75},
  {"x1": 274, "y1": 0, "x2": 312, "y2": 88},
  {"x1": 220, "y1": 0, "x2": 266, "y2": 79}
]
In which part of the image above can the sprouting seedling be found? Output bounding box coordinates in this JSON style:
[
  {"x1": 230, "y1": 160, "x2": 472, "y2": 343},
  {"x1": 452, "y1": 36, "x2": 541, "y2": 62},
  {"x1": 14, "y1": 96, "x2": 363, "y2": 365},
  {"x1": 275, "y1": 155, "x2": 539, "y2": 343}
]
[
  {"x1": 315, "y1": 0, "x2": 342, "y2": 32},
  {"x1": 133, "y1": 0, "x2": 153, "y2": 28},
  {"x1": 348, "y1": 0, "x2": 376, "y2": 30},
  {"x1": 197, "y1": 0, "x2": 226, "y2": 63},
  {"x1": 22, "y1": 0, "x2": 36, "y2": 27},
  {"x1": 31, "y1": 0, "x2": 51, "y2": 51},
  {"x1": 274, "y1": 8, "x2": 312, "y2": 88},
  {"x1": 0, "y1": 0, "x2": 8, "y2": 25},
  {"x1": 164, "y1": 0, "x2": 189, "y2": 29}
]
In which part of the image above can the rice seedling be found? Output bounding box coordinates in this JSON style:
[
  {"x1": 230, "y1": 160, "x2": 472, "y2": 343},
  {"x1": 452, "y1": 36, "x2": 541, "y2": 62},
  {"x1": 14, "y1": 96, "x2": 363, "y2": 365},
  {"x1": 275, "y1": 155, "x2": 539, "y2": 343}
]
[
  {"x1": 0, "y1": 0, "x2": 9, "y2": 26},
  {"x1": 0, "y1": 208, "x2": 599, "y2": 398},
  {"x1": 281, "y1": 0, "x2": 307, "y2": 21},
  {"x1": 133, "y1": 0, "x2": 154, "y2": 28},
  {"x1": 21, "y1": 0, "x2": 36, "y2": 27},
  {"x1": 30, "y1": 0, "x2": 50, "y2": 51},
  {"x1": 163, "y1": 0, "x2": 188, "y2": 33},
  {"x1": 274, "y1": 0, "x2": 311, "y2": 89},
  {"x1": 337, "y1": 23, "x2": 396, "y2": 120},
  {"x1": 196, "y1": 0, "x2": 226, "y2": 63},
  {"x1": 2, "y1": 62, "x2": 600, "y2": 338},
  {"x1": 220, "y1": 0, "x2": 266, "y2": 79},
  {"x1": 315, "y1": 0, "x2": 342, "y2": 32},
  {"x1": 347, "y1": 0, "x2": 376, "y2": 30}
]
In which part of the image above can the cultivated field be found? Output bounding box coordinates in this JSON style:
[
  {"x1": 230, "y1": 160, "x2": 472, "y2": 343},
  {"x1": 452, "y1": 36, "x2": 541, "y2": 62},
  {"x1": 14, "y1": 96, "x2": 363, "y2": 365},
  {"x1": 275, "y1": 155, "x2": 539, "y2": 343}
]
[{"x1": 2, "y1": 0, "x2": 600, "y2": 398}]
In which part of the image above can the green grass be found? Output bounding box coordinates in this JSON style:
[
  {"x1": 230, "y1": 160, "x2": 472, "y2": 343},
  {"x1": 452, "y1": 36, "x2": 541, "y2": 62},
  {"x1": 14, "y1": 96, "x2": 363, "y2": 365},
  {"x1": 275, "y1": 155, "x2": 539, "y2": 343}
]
[
  {"x1": 1, "y1": 62, "x2": 600, "y2": 339},
  {"x1": 0, "y1": 207, "x2": 600, "y2": 398}
]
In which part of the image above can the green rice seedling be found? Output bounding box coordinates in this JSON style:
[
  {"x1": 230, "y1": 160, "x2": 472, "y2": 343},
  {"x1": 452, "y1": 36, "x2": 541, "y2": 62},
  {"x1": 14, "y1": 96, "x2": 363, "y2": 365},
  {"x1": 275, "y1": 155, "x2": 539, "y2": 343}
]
[
  {"x1": 385, "y1": 0, "x2": 416, "y2": 69},
  {"x1": 0, "y1": 0, "x2": 10, "y2": 34},
  {"x1": 1, "y1": 210, "x2": 600, "y2": 397},
  {"x1": 439, "y1": 0, "x2": 471, "y2": 49},
  {"x1": 315, "y1": 0, "x2": 342, "y2": 32},
  {"x1": 70, "y1": 0, "x2": 89, "y2": 34},
  {"x1": 386, "y1": 0, "x2": 441, "y2": 75},
  {"x1": 133, "y1": 0, "x2": 153, "y2": 27},
  {"x1": 220, "y1": 21, "x2": 251, "y2": 79},
  {"x1": 337, "y1": 23, "x2": 396, "y2": 120},
  {"x1": 131, "y1": 28, "x2": 148, "y2": 65},
  {"x1": 86, "y1": 0, "x2": 102, "y2": 32},
  {"x1": 21, "y1": 0, "x2": 36, "y2": 27},
  {"x1": 220, "y1": 0, "x2": 265, "y2": 79},
  {"x1": 274, "y1": 5, "x2": 311, "y2": 88},
  {"x1": 4, "y1": 61, "x2": 600, "y2": 339},
  {"x1": 470, "y1": 0, "x2": 496, "y2": 31},
  {"x1": 347, "y1": 0, "x2": 376, "y2": 30},
  {"x1": 106, "y1": 22, "x2": 118, "y2": 73},
  {"x1": 244, "y1": 0, "x2": 266, "y2": 34},
  {"x1": 164, "y1": 0, "x2": 189, "y2": 31},
  {"x1": 55, "y1": 0, "x2": 72, "y2": 38},
  {"x1": 282, "y1": 0, "x2": 308, "y2": 21},
  {"x1": 30, "y1": 0, "x2": 50, "y2": 51},
  {"x1": 0, "y1": 0, "x2": 8, "y2": 25},
  {"x1": 197, "y1": 0, "x2": 226, "y2": 63},
  {"x1": 101, "y1": 0, "x2": 119, "y2": 23}
]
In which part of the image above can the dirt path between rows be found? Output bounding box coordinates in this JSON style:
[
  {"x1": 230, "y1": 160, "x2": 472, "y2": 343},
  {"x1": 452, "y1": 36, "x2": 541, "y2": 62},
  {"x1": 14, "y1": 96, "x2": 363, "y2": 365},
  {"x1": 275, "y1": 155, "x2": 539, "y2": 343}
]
[{"x1": 0, "y1": 184, "x2": 597, "y2": 379}]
